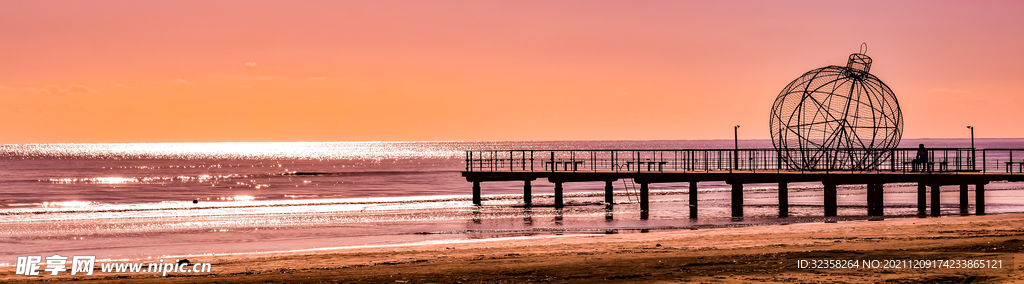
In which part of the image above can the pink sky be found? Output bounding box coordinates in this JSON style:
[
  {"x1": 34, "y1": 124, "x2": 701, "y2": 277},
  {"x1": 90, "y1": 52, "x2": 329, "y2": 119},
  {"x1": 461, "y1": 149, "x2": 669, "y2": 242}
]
[{"x1": 0, "y1": 1, "x2": 1021, "y2": 143}]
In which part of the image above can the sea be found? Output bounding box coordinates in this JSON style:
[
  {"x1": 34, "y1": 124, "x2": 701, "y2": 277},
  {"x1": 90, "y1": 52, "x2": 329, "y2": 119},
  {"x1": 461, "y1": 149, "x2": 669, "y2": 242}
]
[{"x1": 2, "y1": 139, "x2": 1024, "y2": 263}]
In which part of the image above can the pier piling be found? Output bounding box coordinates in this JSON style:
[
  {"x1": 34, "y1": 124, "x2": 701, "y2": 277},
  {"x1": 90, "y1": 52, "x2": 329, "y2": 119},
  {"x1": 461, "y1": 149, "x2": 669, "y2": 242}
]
[
  {"x1": 689, "y1": 181, "x2": 698, "y2": 219},
  {"x1": 867, "y1": 183, "x2": 884, "y2": 216},
  {"x1": 778, "y1": 182, "x2": 788, "y2": 218},
  {"x1": 473, "y1": 182, "x2": 481, "y2": 206},
  {"x1": 918, "y1": 183, "x2": 927, "y2": 215},
  {"x1": 523, "y1": 180, "x2": 532, "y2": 205},
  {"x1": 960, "y1": 184, "x2": 969, "y2": 215},
  {"x1": 605, "y1": 181, "x2": 614, "y2": 205},
  {"x1": 554, "y1": 182, "x2": 563, "y2": 208},
  {"x1": 731, "y1": 183, "x2": 743, "y2": 218},
  {"x1": 931, "y1": 184, "x2": 941, "y2": 216},
  {"x1": 877, "y1": 183, "x2": 886, "y2": 216},
  {"x1": 976, "y1": 183, "x2": 985, "y2": 215},
  {"x1": 824, "y1": 183, "x2": 838, "y2": 217},
  {"x1": 866, "y1": 183, "x2": 877, "y2": 216},
  {"x1": 639, "y1": 182, "x2": 649, "y2": 212}
]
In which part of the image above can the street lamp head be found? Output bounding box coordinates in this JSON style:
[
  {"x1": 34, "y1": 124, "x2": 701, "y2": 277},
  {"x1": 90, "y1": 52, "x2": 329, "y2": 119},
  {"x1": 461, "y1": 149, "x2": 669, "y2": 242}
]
[{"x1": 967, "y1": 126, "x2": 973, "y2": 129}]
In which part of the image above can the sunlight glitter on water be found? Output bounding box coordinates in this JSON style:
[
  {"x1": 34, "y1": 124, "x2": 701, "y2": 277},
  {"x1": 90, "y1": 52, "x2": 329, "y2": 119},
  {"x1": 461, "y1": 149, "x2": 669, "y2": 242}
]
[{"x1": 1, "y1": 141, "x2": 469, "y2": 160}]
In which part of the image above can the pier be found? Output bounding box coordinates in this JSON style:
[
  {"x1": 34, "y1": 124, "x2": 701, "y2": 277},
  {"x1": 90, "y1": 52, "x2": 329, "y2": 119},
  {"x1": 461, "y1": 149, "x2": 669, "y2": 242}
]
[{"x1": 462, "y1": 148, "x2": 1024, "y2": 218}]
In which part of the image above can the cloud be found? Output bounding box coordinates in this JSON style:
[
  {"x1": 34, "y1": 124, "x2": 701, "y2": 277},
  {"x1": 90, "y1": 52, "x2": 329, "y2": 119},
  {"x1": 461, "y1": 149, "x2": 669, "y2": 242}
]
[
  {"x1": 0, "y1": 85, "x2": 10, "y2": 93},
  {"x1": 59, "y1": 85, "x2": 98, "y2": 95},
  {"x1": 22, "y1": 85, "x2": 99, "y2": 96},
  {"x1": 115, "y1": 84, "x2": 136, "y2": 89},
  {"x1": 306, "y1": 77, "x2": 327, "y2": 80},
  {"x1": 173, "y1": 78, "x2": 195, "y2": 85},
  {"x1": 245, "y1": 62, "x2": 257, "y2": 67},
  {"x1": 237, "y1": 76, "x2": 276, "y2": 81}
]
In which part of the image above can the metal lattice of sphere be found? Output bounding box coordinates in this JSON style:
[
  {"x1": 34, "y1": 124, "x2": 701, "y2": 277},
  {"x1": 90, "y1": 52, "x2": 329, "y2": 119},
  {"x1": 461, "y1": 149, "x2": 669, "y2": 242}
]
[{"x1": 769, "y1": 47, "x2": 903, "y2": 170}]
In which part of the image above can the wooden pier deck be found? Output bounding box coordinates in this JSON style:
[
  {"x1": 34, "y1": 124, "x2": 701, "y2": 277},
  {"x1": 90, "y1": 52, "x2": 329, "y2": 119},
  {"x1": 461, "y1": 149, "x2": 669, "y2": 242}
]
[{"x1": 462, "y1": 148, "x2": 1024, "y2": 218}]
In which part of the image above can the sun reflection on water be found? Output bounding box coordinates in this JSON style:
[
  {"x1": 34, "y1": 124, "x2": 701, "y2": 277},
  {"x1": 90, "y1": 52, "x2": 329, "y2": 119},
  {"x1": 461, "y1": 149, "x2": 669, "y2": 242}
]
[{"x1": 0, "y1": 141, "x2": 476, "y2": 160}]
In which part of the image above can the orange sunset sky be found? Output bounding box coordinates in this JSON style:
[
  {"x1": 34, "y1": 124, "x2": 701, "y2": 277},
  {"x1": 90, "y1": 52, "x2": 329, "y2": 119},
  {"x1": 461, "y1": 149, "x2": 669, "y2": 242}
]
[{"x1": 1, "y1": 1, "x2": 1021, "y2": 143}]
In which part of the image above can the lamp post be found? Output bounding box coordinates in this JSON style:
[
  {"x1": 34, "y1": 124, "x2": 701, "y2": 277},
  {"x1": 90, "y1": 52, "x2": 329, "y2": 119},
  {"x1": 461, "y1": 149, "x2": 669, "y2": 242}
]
[
  {"x1": 734, "y1": 125, "x2": 740, "y2": 170},
  {"x1": 967, "y1": 126, "x2": 975, "y2": 170}
]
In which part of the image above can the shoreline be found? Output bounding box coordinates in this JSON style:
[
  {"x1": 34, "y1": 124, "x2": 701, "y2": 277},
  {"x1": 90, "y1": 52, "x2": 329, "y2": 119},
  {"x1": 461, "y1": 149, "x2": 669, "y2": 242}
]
[{"x1": 6, "y1": 213, "x2": 1024, "y2": 283}]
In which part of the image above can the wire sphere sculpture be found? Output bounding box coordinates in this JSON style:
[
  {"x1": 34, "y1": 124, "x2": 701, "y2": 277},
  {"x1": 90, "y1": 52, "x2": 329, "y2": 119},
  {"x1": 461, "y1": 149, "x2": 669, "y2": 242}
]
[{"x1": 769, "y1": 45, "x2": 903, "y2": 170}]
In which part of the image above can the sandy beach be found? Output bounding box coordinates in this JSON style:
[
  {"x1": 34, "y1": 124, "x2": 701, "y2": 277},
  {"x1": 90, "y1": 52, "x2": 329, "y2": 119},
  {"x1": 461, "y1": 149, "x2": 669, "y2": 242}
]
[
  {"x1": 6, "y1": 0, "x2": 1024, "y2": 282},
  {"x1": 4, "y1": 212, "x2": 1023, "y2": 283}
]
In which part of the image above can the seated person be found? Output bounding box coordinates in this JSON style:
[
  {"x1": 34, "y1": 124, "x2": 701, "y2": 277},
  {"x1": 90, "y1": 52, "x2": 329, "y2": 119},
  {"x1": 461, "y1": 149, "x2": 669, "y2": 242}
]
[{"x1": 911, "y1": 144, "x2": 928, "y2": 171}]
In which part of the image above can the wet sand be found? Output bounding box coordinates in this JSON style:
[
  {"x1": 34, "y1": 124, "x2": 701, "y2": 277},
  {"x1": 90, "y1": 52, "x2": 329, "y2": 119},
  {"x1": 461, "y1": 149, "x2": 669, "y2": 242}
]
[{"x1": 5, "y1": 213, "x2": 1024, "y2": 283}]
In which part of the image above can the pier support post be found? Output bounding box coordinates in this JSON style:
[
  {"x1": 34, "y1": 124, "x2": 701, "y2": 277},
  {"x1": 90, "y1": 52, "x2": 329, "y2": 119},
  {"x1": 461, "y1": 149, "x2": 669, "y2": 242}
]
[
  {"x1": 918, "y1": 183, "x2": 927, "y2": 215},
  {"x1": 959, "y1": 184, "x2": 969, "y2": 215},
  {"x1": 877, "y1": 183, "x2": 885, "y2": 216},
  {"x1": 866, "y1": 183, "x2": 884, "y2": 216},
  {"x1": 523, "y1": 180, "x2": 532, "y2": 206},
  {"x1": 731, "y1": 183, "x2": 743, "y2": 218},
  {"x1": 605, "y1": 181, "x2": 614, "y2": 205},
  {"x1": 866, "y1": 183, "x2": 876, "y2": 216},
  {"x1": 778, "y1": 182, "x2": 788, "y2": 218},
  {"x1": 824, "y1": 183, "x2": 837, "y2": 217},
  {"x1": 472, "y1": 181, "x2": 481, "y2": 206},
  {"x1": 976, "y1": 183, "x2": 985, "y2": 215},
  {"x1": 639, "y1": 182, "x2": 649, "y2": 213},
  {"x1": 689, "y1": 181, "x2": 698, "y2": 219},
  {"x1": 931, "y1": 184, "x2": 941, "y2": 217},
  {"x1": 554, "y1": 182, "x2": 563, "y2": 208},
  {"x1": 688, "y1": 180, "x2": 704, "y2": 217}
]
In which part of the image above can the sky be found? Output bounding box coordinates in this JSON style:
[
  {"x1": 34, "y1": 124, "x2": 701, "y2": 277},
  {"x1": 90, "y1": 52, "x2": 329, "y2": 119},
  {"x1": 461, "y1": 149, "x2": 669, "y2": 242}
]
[{"x1": 0, "y1": 1, "x2": 1022, "y2": 143}]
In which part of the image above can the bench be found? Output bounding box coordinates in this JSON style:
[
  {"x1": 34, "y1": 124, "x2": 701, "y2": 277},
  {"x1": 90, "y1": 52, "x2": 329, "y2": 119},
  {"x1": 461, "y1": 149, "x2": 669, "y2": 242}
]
[
  {"x1": 544, "y1": 160, "x2": 584, "y2": 171},
  {"x1": 903, "y1": 159, "x2": 949, "y2": 172},
  {"x1": 624, "y1": 160, "x2": 669, "y2": 172},
  {"x1": 1006, "y1": 160, "x2": 1024, "y2": 173},
  {"x1": 904, "y1": 161, "x2": 933, "y2": 172}
]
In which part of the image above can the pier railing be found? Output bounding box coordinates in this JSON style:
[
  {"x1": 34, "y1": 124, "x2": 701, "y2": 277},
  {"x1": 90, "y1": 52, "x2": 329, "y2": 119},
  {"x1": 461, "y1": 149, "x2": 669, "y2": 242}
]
[{"x1": 465, "y1": 148, "x2": 1024, "y2": 174}]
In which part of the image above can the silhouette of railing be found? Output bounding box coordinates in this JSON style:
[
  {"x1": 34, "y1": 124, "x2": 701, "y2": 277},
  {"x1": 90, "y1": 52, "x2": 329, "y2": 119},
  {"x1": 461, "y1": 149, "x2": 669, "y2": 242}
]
[{"x1": 464, "y1": 148, "x2": 1024, "y2": 174}]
